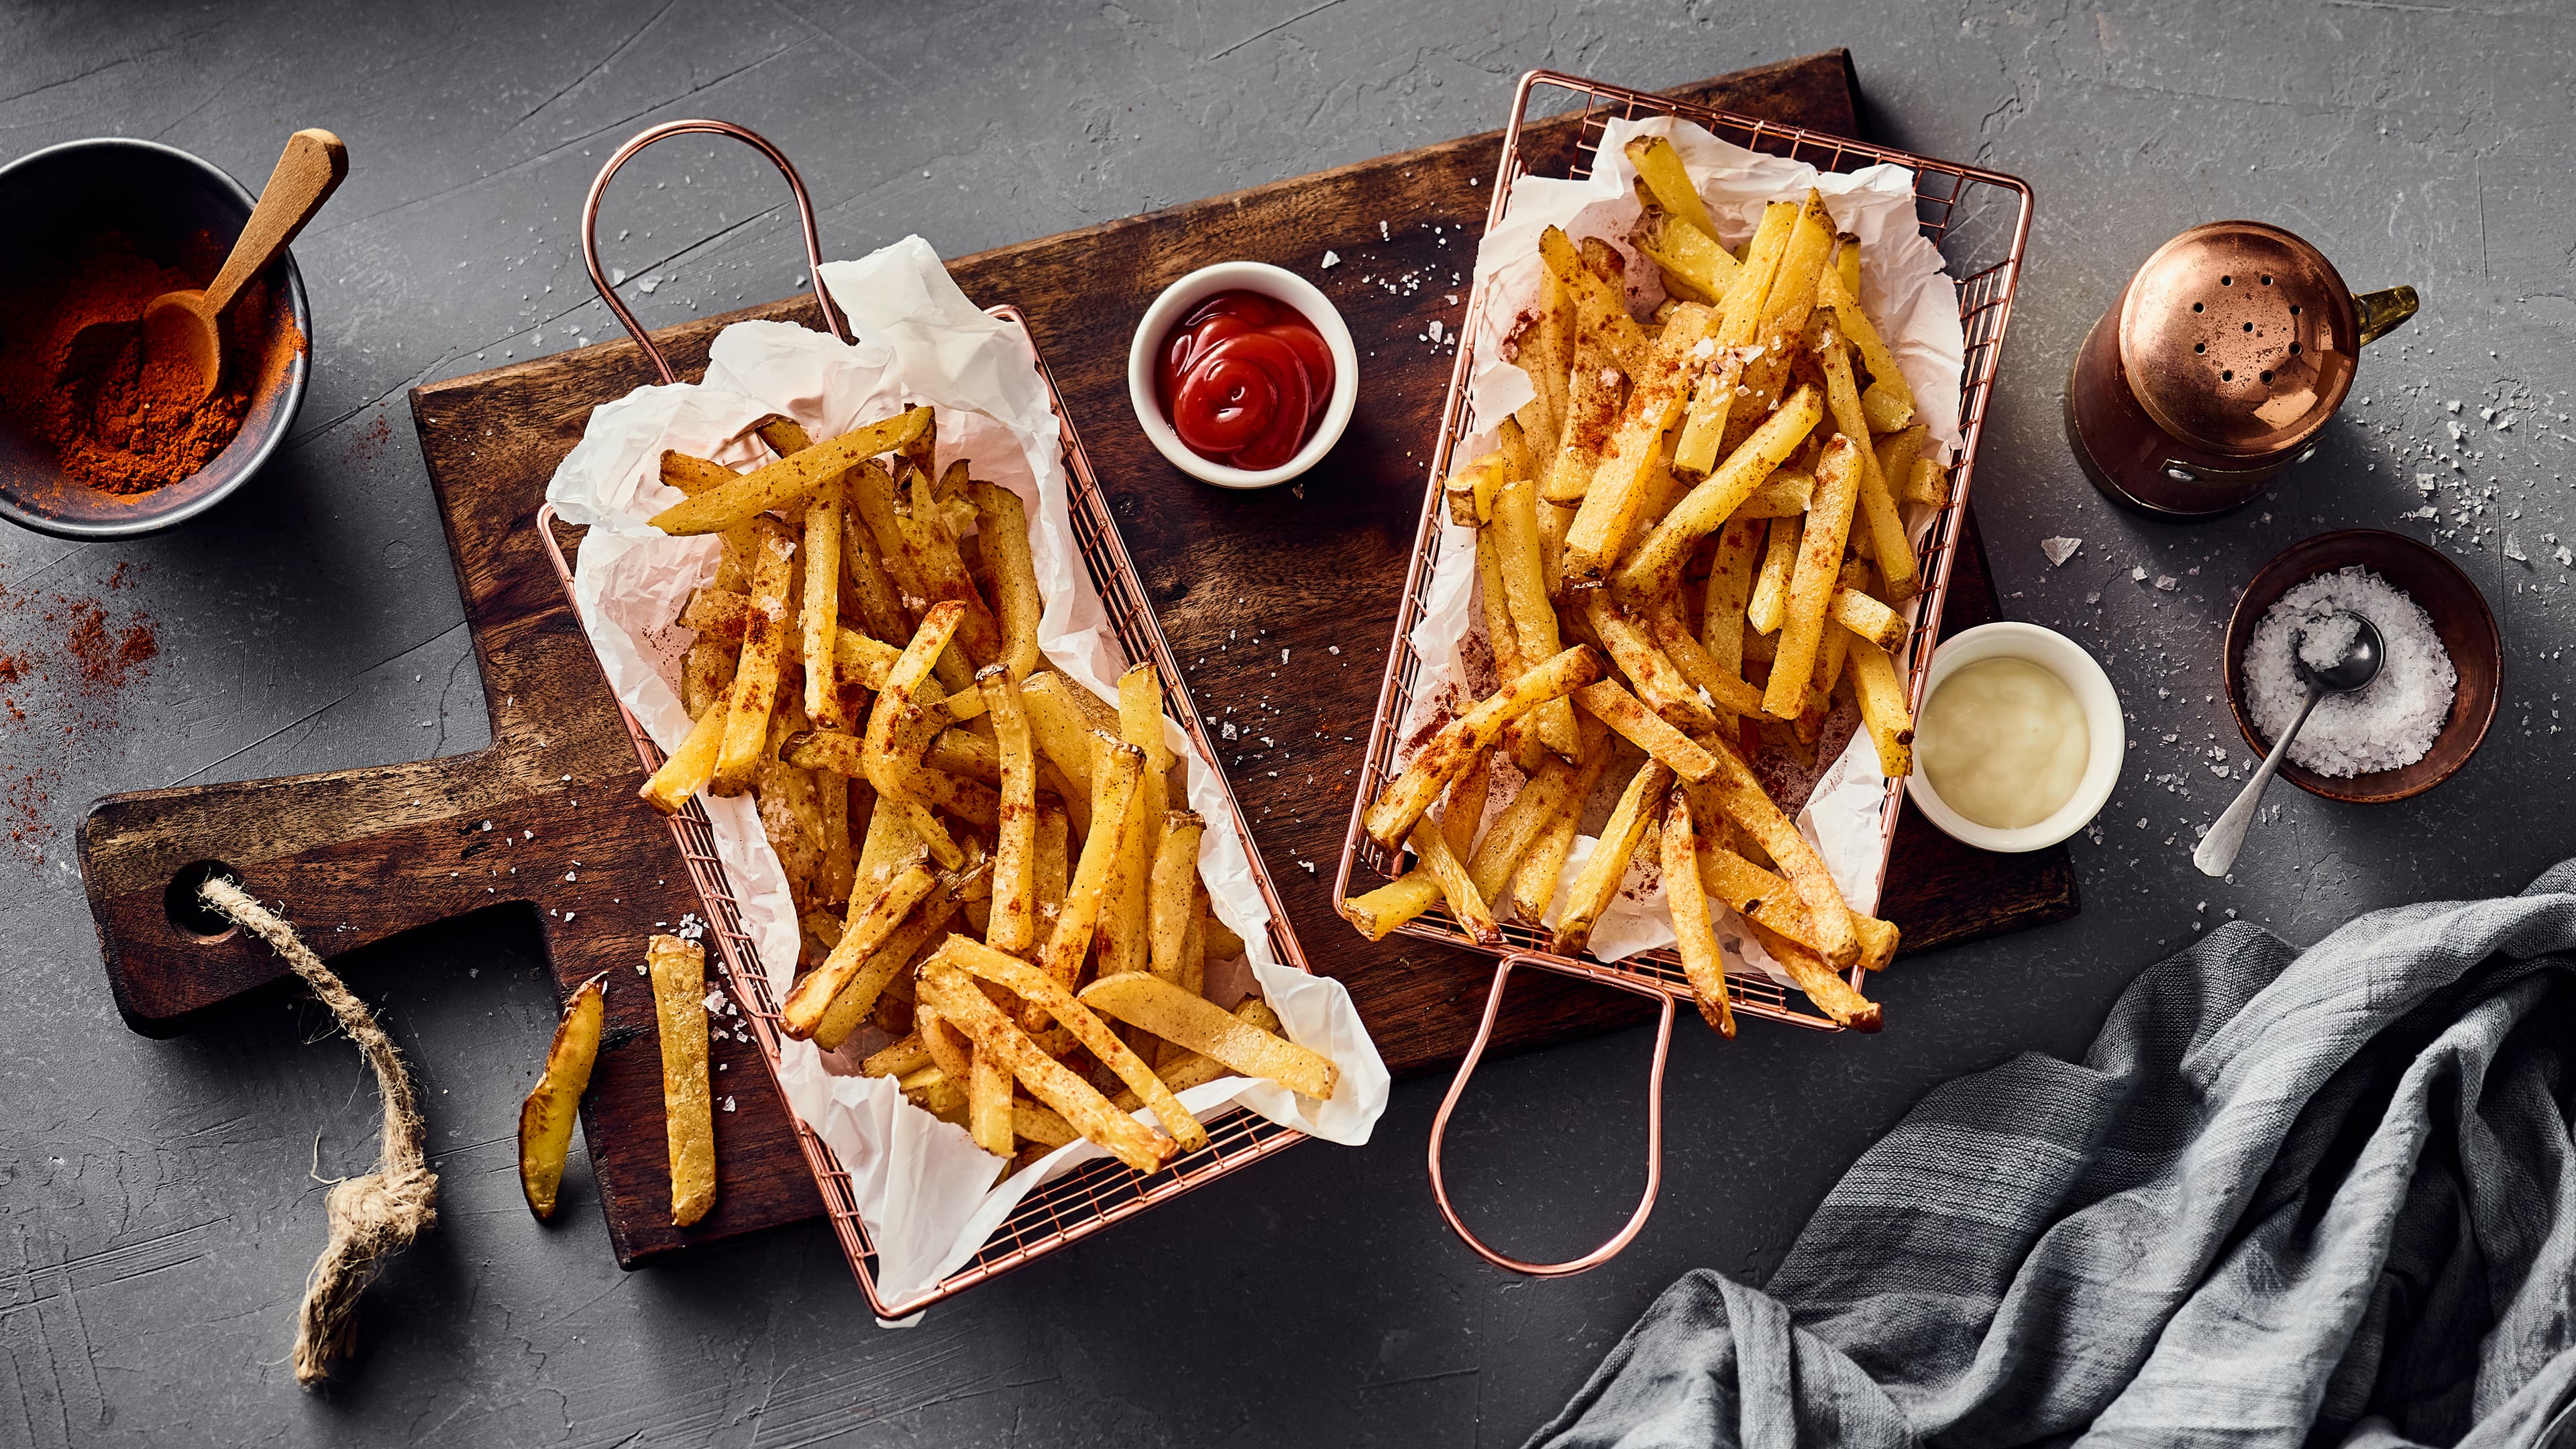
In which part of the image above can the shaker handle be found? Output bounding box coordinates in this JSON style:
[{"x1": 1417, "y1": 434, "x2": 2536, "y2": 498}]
[
  {"x1": 579, "y1": 119, "x2": 850, "y2": 385},
  {"x1": 1426, "y1": 953, "x2": 1675, "y2": 1277},
  {"x1": 2356, "y1": 285, "x2": 2418, "y2": 347}
]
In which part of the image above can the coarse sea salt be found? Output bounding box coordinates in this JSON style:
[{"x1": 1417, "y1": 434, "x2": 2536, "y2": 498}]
[{"x1": 2243, "y1": 566, "x2": 2453, "y2": 777}]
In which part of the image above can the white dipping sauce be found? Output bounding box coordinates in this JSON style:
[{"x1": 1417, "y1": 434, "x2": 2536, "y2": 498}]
[{"x1": 1918, "y1": 657, "x2": 2090, "y2": 830}]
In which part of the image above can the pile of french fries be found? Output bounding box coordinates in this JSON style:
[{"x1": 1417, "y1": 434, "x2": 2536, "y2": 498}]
[
  {"x1": 636, "y1": 405, "x2": 1336, "y2": 1176},
  {"x1": 1346, "y1": 139, "x2": 1945, "y2": 1036}
]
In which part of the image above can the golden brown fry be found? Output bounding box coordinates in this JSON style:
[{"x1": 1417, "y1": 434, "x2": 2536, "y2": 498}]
[
  {"x1": 920, "y1": 964, "x2": 1172, "y2": 1173},
  {"x1": 1831, "y1": 586, "x2": 1907, "y2": 653},
  {"x1": 1463, "y1": 716, "x2": 1610, "y2": 902},
  {"x1": 966, "y1": 480, "x2": 1044, "y2": 681},
  {"x1": 780, "y1": 857, "x2": 938, "y2": 1038},
  {"x1": 1491, "y1": 472, "x2": 1580, "y2": 760},
  {"x1": 645, "y1": 934, "x2": 716, "y2": 1226},
  {"x1": 1362, "y1": 645, "x2": 1603, "y2": 849},
  {"x1": 859, "y1": 600, "x2": 969, "y2": 867},
  {"x1": 1633, "y1": 207, "x2": 1739, "y2": 305},
  {"x1": 1670, "y1": 346, "x2": 1750, "y2": 480},
  {"x1": 1512, "y1": 268, "x2": 1573, "y2": 498},
  {"x1": 1562, "y1": 303, "x2": 1717, "y2": 588},
  {"x1": 1748, "y1": 513, "x2": 1801, "y2": 635},
  {"x1": 712, "y1": 519, "x2": 798, "y2": 797},
  {"x1": 813, "y1": 884, "x2": 969, "y2": 1051},
  {"x1": 517, "y1": 973, "x2": 605, "y2": 1220},
  {"x1": 1038, "y1": 739, "x2": 1144, "y2": 1000},
  {"x1": 1646, "y1": 606, "x2": 1769, "y2": 718},
  {"x1": 1713, "y1": 201, "x2": 1796, "y2": 346},
  {"x1": 1689, "y1": 733, "x2": 1859, "y2": 967},
  {"x1": 1904, "y1": 454, "x2": 1950, "y2": 509},
  {"x1": 1703, "y1": 516, "x2": 1764, "y2": 676},
  {"x1": 1815, "y1": 312, "x2": 1919, "y2": 600},
  {"x1": 1582, "y1": 595, "x2": 1718, "y2": 728},
  {"x1": 1732, "y1": 468, "x2": 1815, "y2": 519},
  {"x1": 801, "y1": 476, "x2": 849, "y2": 728},
  {"x1": 963, "y1": 1046, "x2": 1014, "y2": 1155},
  {"x1": 981, "y1": 667, "x2": 1039, "y2": 954},
  {"x1": 1694, "y1": 840, "x2": 1899, "y2": 973},
  {"x1": 1874, "y1": 424, "x2": 1929, "y2": 499},
  {"x1": 1012, "y1": 1101, "x2": 1080, "y2": 1149},
  {"x1": 1551, "y1": 757, "x2": 1673, "y2": 957},
  {"x1": 1411, "y1": 816, "x2": 1499, "y2": 945},
  {"x1": 1342, "y1": 870, "x2": 1444, "y2": 942},
  {"x1": 1625, "y1": 135, "x2": 1719, "y2": 241},
  {"x1": 1098, "y1": 663, "x2": 1171, "y2": 983},
  {"x1": 861, "y1": 1033, "x2": 932, "y2": 1079},
  {"x1": 1574, "y1": 678, "x2": 1717, "y2": 780},
  {"x1": 1817, "y1": 264, "x2": 1915, "y2": 432},
  {"x1": 1658, "y1": 790, "x2": 1735, "y2": 1037},
  {"x1": 1148, "y1": 811, "x2": 1205, "y2": 987},
  {"x1": 896, "y1": 469, "x2": 1007, "y2": 664},
  {"x1": 1509, "y1": 810, "x2": 1580, "y2": 924},
  {"x1": 934, "y1": 936, "x2": 1208, "y2": 1152},
  {"x1": 1613, "y1": 384, "x2": 1822, "y2": 600},
  {"x1": 640, "y1": 701, "x2": 727, "y2": 814},
  {"x1": 1032, "y1": 803, "x2": 1069, "y2": 945},
  {"x1": 1763, "y1": 435, "x2": 1862, "y2": 720},
  {"x1": 1741, "y1": 917, "x2": 1882, "y2": 1031},
  {"x1": 1078, "y1": 973, "x2": 1339, "y2": 1099},
  {"x1": 1847, "y1": 632, "x2": 1917, "y2": 777},
  {"x1": 651, "y1": 408, "x2": 929, "y2": 536}
]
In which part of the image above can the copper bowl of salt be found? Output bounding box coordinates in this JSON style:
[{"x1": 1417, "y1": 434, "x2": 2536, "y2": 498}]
[
  {"x1": 2222, "y1": 529, "x2": 2500, "y2": 804},
  {"x1": 0, "y1": 137, "x2": 312, "y2": 540}
]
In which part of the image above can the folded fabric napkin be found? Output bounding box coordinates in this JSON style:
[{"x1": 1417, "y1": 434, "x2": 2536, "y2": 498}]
[{"x1": 1529, "y1": 860, "x2": 2576, "y2": 1448}]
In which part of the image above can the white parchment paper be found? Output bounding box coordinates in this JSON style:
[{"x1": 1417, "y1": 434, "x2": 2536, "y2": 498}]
[
  {"x1": 1406, "y1": 113, "x2": 1973, "y2": 974},
  {"x1": 544, "y1": 236, "x2": 1389, "y2": 1318}
]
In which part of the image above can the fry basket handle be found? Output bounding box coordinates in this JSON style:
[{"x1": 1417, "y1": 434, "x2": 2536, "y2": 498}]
[
  {"x1": 1426, "y1": 953, "x2": 1674, "y2": 1277},
  {"x1": 580, "y1": 119, "x2": 850, "y2": 385}
]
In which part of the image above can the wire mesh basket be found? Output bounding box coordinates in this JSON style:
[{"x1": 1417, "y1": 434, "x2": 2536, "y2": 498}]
[
  {"x1": 537, "y1": 119, "x2": 1314, "y2": 1320},
  {"x1": 1329, "y1": 72, "x2": 2034, "y2": 1273}
]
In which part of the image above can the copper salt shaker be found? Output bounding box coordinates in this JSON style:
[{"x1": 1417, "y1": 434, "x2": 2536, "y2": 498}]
[{"x1": 2068, "y1": 221, "x2": 2417, "y2": 519}]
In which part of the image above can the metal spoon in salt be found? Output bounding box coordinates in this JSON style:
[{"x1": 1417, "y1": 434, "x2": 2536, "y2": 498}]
[{"x1": 2194, "y1": 611, "x2": 2383, "y2": 877}]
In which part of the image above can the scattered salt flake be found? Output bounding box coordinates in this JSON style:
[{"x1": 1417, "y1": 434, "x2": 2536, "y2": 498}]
[
  {"x1": 722, "y1": 1096, "x2": 736, "y2": 1113},
  {"x1": 610, "y1": 266, "x2": 627, "y2": 285},
  {"x1": 2039, "y1": 536, "x2": 2082, "y2": 566},
  {"x1": 2131, "y1": 566, "x2": 2148, "y2": 582},
  {"x1": 2506, "y1": 535, "x2": 2529, "y2": 563},
  {"x1": 1220, "y1": 721, "x2": 1238, "y2": 740},
  {"x1": 1427, "y1": 319, "x2": 1444, "y2": 343},
  {"x1": 637, "y1": 276, "x2": 660, "y2": 294},
  {"x1": 2445, "y1": 399, "x2": 2463, "y2": 413},
  {"x1": 1320, "y1": 250, "x2": 1340, "y2": 268},
  {"x1": 2085, "y1": 591, "x2": 2102, "y2": 604},
  {"x1": 2154, "y1": 575, "x2": 2179, "y2": 591},
  {"x1": 1328, "y1": 645, "x2": 1341, "y2": 655},
  {"x1": 704, "y1": 989, "x2": 726, "y2": 1014}
]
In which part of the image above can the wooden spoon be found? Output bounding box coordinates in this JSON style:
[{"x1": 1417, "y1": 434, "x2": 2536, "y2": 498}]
[{"x1": 138, "y1": 128, "x2": 347, "y2": 406}]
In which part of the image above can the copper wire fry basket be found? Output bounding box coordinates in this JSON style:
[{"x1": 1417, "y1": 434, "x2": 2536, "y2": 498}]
[
  {"x1": 538, "y1": 120, "x2": 1312, "y2": 1319},
  {"x1": 1330, "y1": 72, "x2": 2035, "y2": 1274}
]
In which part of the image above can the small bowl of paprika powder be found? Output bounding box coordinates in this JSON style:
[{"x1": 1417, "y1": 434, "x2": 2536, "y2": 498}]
[
  {"x1": 1128, "y1": 260, "x2": 1356, "y2": 490},
  {"x1": 0, "y1": 137, "x2": 312, "y2": 539}
]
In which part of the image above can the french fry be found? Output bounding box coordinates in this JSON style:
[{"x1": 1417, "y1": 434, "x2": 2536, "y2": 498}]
[
  {"x1": 801, "y1": 476, "x2": 848, "y2": 728},
  {"x1": 1148, "y1": 811, "x2": 1204, "y2": 986},
  {"x1": 1817, "y1": 265, "x2": 1915, "y2": 432},
  {"x1": 645, "y1": 934, "x2": 716, "y2": 1226},
  {"x1": 1561, "y1": 303, "x2": 1717, "y2": 588},
  {"x1": 1096, "y1": 663, "x2": 1168, "y2": 981},
  {"x1": 1442, "y1": 751, "x2": 1491, "y2": 860},
  {"x1": 1689, "y1": 731, "x2": 1859, "y2": 967},
  {"x1": 1633, "y1": 207, "x2": 1739, "y2": 305},
  {"x1": 1713, "y1": 201, "x2": 1796, "y2": 346},
  {"x1": 1734, "y1": 191, "x2": 1834, "y2": 423},
  {"x1": 1550, "y1": 757, "x2": 1672, "y2": 957},
  {"x1": 1477, "y1": 508, "x2": 1525, "y2": 689},
  {"x1": 934, "y1": 935, "x2": 1208, "y2": 1152},
  {"x1": 1831, "y1": 584, "x2": 1907, "y2": 653},
  {"x1": 1462, "y1": 716, "x2": 1610, "y2": 902},
  {"x1": 1874, "y1": 424, "x2": 1929, "y2": 500},
  {"x1": 859, "y1": 600, "x2": 968, "y2": 867},
  {"x1": 981, "y1": 667, "x2": 1039, "y2": 954},
  {"x1": 1342, "y1": 869, "x2": 1444, "y2": 943},
  {"x1": 1541, "y1": 227, "x2": 1652, "y2": 374},
  {"x1": 1491, "y1": 473, "x2": 1580, "y2": 759},
  {"x1": 1611, "y1": 384, "x2": 1821, "y2": 600},
  {"x1": 1646, "y1": 604, "x2": 1769, "y2": 718},
  {"x1": 1904, "y1": 454, "x2": 1950, "y2": 508},
  {"x1": 1815, "y1": 312, "x2": 1919, "y2": 600},
  {"x1": 1110, "y1": 998, "x2": 1287, "y2": 1107},
  {"x1": 839, "y1": 486, "x2": 914, "y2": 644},
  {"x1": 1362, "y1": 645, "x2": 1602, "y2": 849},
  {"x1": 1836, "y1": 233, "x2": 1862, "y2": 296},
  {"x1": 682, "y1": 636, "x2": 736, "y2": 720},
  {"x1": 1703, "y1": 516, "x2": 1764, "y2": 676},
  {"x1": 894, "y1": 469, "x2": 1007, "y2": 664},
  {"x1": 1512, "y1": 268, "x2": 1573, "y2": 496},
  {"x1": 1546, "y1": 296, "x2": 1626, "y2": 501},
  {"x1": 1670, "y1": 346, "x2": 1749, "y2": 479},
  {"x1": 1742, "y1": 917, "x2": 1882, "y2": 1032},
  {"x1": 712, "y1": 519, "x2": 798, "y2": 796},
  {"x1": 861, "y1": 1033, "x2": 932, "y2": 1079},
  {"x1": 968, "y1": 1046, "x2": 1014, "y2": 1155},
  {"x1": 649, "y1": 407, "x2": 930, "y2": 536},
  {"x1": 1032, "y1": 804, "x2": 1069, "y2": 945},
  {"x1": 1624, "y1": 134, "x2": 1720, "y2": 242},
  {"x1": 517, "y1": 973, "x2": 606, "y2": 1220},
  {"x1": 1508, "y1": 810, "x2": 1580, "y2": 923},
  {"x1": 1763, "y1": 435, "x2": 1862, "y2": 720},
  {"x1": 1748, "y1": 513, "x2": 1801, "y2": 635},
  {"x1": 1012, "y1": 1101, "x2": 1080, "y2": 1149},
  {"x1": 1037, "y1": 739, "x2": 1144, "y2": 1000},
  {"x1": 1078, "y1": 973, "x2": 1339, "y2": 1099},
  {"x1": 1658, "y1": 790, "x2": 1734, "y2": 1037},
  {"x1": 920, "y1": 965, "x2": 1171, "y2": 1173},
  {"x1": 812, "y1": 883, "x2": 969, "y2": 1051},
  {"x1": 1574, "y1": 679, "x2": 1717, "y2": 781},
  {"x1": 640, "y1": 701, "x2": 728, "y2": 814},
  {"x1": 1410, "y1": 816, "x2": 1499, "y2": 945},
  {"x1": 1847, "y1": 632, "x2": 1917, "y2": 777},
  {"x1": 1582, "y1": 595, "x2": 1717, "y2": 729},
  {"x1": 967, "y1": 480, "x2": 1043, "y2": 680},
  {"x1": 780, "y1": 856, "x2": 938, "y2": 1038},
  {"x1": 1181, "y1": 892, "x2": 1211, "y2": 1001},
  {"x1": 1732, "y1": 468, "x2": 1815, "y2": 519},
  {"x1": 924, "y1": 724, "x2": 1002, "y2": 784},
  {"x1": 1694, "y1": 840, "x2": 1899, "y2": 973}
]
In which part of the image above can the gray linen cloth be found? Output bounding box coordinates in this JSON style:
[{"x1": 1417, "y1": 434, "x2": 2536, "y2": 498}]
[{"x1": 1529, "y1": 860, "x2": 2576, "y2": 1449}]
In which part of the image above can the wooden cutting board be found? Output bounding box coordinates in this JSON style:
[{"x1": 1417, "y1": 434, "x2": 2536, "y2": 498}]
[{"x1": 78, "y1": 50, "x2": 2074, "y2": 1268}]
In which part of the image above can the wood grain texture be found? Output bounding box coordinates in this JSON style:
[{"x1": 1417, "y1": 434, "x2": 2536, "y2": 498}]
[{"x1": 79, "y1": 49, "x2": 2068, "y2": 1266}]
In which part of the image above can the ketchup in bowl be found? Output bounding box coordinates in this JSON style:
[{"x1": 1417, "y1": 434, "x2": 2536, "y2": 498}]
[{"x1": 1155, "y1": 290, "x2": 1336, "y2": 472}]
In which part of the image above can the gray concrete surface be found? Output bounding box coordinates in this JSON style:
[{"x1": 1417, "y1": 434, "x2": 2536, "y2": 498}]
[{"x1": 3, "y1": 1, "x2": 2571, "y2": 1444}]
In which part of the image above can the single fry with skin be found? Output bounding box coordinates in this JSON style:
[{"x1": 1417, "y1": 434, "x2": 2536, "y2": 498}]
[
  {"x1": 1038, "y1": 740, "x2": 1144, "y2": 1000},
  {"x1": 712, "y1": 519, "x2": 798, "y2": 796},
  {"x1": 1095, "y1": 664, "x2": 1169, "y2": 981},
  {"x1": 1410, "y1": 816, "x2": 1499, "y2": 945},
  {"x1": 800, "y1": 476, "x2": 848, "y2": 729},
  {"x1": 646, "y1": 934, "x2": 716, "y2": 1227},
  {"x1": 1511, "y1": 267, "x2": 1572, "y2": 495},
  {"x1": 1633, "y1": 207, "x2": 1739, "y2": 305},
  {"x1": 649, "y1": 407, "x2": 930, "y2": 536},
  {"x1": 812, "y1": 886, "x2": 967, "y2": 1051},
  {"x1": 1148, "y1": 812, "x2": 1205, "y2": 986},
  {"x1": 1763, "y1": 434, "x2": 1862, "y2": 719},
  {"x1": 1547, "y1": 274, "x2": 1628, "y2": 502},
  {"x1": 1110, "y1": 998, "x2": 1287, "y2": 1108},
  {"x1": 1690, "y1": 733, "x2": 1860, "y2": 967},
  {"x1": 1658, "y1": 791, "x2": 1735, "y2": 1037},
  {"x1": 1342, "y1": 869, "x2": 1444, "y2": 942},
  {"x1": 1742, "y1": 917, "x2": 1882, "y2": 1032},
  {"x1": 1078, "y1": 973, "x2": 1340, "y2": 1100},
  {"x1": 1904, "y1": 454, "x2": 1951, "y2": 508},
  {"x1": 1509, "y1": 810, "x2": 1580, "y2": 924},
  {"x1": 518, "y1": 973, "x2": 606, "y2": 1220},
  {"x1": 1748, "y1": 513, "x2": 1801, "y2": 635},
  {"x1": 1362, "y1": 645, "x2": 1603, "y2": 849},
  {"x1": 639, "y1": 702, "x2": 727, "y2": 814},
  {"x1": 920, "y1": 966, "x2": 1171, "y2": 1173},
  {"x1": 1646, "y1": 606, "x2": 1768, "y2": 718},
  {"x1": 1847, "y1": 633, "x2": 1917, "y2": 777},
  {"x1": 780, "y1": 857, "x2": 937, "y2": 1038},
  {"x1": 1695, "y1": 841, "x2": 1899, "y2": 973},
  {"x1": 979, "y1": 667, "x2": 1039, "y2": 955},
  {"x1": 1874, "y1": 425, "x2": 1930, "y2": 501},
  {"x1": 1551, "y1": 758, "x2": 1674, "y2": 957},
  {"x1": 1831, "y1": 586, "x2": 1908, "y2": 652},
  {"x1": 968, "y1": 480, "x2": 1044, "y2": 680},
  {"x1": 1583, "y1": 595, "x2": 1718, "y2": 728},
  {"x1": 1613, "y1": 384, "x2": 1822, "y2": 600},
  {"x1": 1703, "y1": 517, "x2": 1764, "y2": 667},
  {"x1": 1574, "y1": 680, "x2": 1717, "y2": 781},
  {"x1": 1817, "y1": 265, "x2": 1915, "y2": 430},
  {"x1": 934, "y1": 935, "x2": 1208, "y2": 1152},
  {"x1": 1625, "y1": 134, "x2": 1720, "y2": 241}
]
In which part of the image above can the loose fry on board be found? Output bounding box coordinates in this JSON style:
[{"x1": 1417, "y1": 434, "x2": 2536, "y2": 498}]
[
  {"x1": 646, "y1": 934, "x2": 716, "y2": 1227},
  {"x1": 518, "y1": 973, "x2": 606, "y2": 1220}
]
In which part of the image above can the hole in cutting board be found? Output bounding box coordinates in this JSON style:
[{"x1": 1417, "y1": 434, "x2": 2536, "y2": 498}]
[{"x1": 164, "y1": 860, "x2": 243, "y2": 940}]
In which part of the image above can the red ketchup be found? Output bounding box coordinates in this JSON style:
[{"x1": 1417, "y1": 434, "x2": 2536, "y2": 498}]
[{"x1": 1156, "y1": 290, "x2": 1335, "y2": 471}]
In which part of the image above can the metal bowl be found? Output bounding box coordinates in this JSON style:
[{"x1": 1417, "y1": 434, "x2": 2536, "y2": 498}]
[
  {"x1": 0, "y1": 137, "x2": 312, "y2": 539},
  {"x1": 2222, "y1": 529, "x2": 2500, "y2": 803}
]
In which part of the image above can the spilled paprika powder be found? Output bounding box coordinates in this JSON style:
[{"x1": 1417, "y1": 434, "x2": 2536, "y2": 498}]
[{"x1": 0, "y1": 230, "x2": 280, "y2": 495}]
